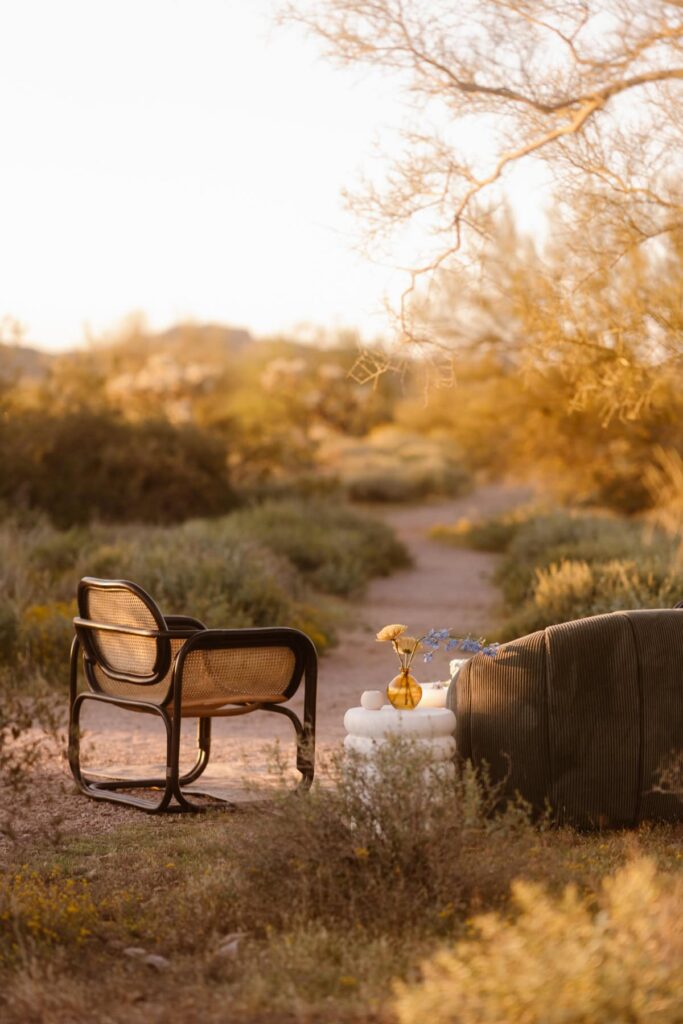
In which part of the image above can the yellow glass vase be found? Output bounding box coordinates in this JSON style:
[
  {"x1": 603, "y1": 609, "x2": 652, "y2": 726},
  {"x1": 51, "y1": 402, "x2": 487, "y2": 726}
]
[{"x1": 386, "y1": 670, "x2": 422, "y2": 710}]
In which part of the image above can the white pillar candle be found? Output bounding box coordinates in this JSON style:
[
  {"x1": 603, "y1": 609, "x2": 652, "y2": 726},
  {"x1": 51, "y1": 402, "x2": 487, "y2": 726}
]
[
  {"x1": 418, "y1": 681, "x2": 450, "y2": 708},
  {"x1": 360, "y1": 689, "x2": 385, "y2": 710}
]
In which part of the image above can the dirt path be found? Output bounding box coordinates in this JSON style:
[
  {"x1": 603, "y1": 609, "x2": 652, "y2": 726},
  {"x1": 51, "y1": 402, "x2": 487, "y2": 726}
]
[
  {"x1": 3, "y1": 484, "x2": 528, "y2": 846},
  {"x1": 315, "y1": 482, "x2": 529, "y2": 742}
]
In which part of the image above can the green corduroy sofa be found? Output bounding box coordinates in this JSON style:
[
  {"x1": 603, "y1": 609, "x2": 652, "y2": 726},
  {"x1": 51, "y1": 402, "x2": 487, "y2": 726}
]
[{"x1": 448, "y1": 609, "x2": 683, "y2": 828}]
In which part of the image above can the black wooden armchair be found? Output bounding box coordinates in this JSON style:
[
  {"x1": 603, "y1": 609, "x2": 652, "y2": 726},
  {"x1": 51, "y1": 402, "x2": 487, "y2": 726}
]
[{"x1": 69, "y1": 577, "x2": 317, "y2": 812}]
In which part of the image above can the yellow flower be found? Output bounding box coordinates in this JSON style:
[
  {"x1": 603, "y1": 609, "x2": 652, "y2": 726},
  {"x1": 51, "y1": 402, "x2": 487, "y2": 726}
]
[
  {"x1": 376, "y1": 624, "x2": 407, "y2": 642},
  {"x1": 396, "y1": 636, "x2": 421, "y2": 654}
]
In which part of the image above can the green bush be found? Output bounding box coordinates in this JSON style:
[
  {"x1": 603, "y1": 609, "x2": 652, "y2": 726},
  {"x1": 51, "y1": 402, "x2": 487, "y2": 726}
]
[
  {"x1": 318, "y1": 429, "x2": 473, "y2": 504},
  {"x1": 395, "y1": 858, "x2": 683, "y2": 1024},
  {"x1": 0, "y1": 409, "x2": 238, "y2": 526},
  {"x1": 495, "y1": 513, "x2": 680, "y2": 636},
  {"x1": 202, "y1": 742, "x2": 534, "y2": 937},
  {"x1": 437, "y1": 509, "x2": 682, "y2": 639},
  {"x1": 0, "y1": 601, "x2": 18, "y2": 666},
  {"x1": 17, "y1": 601, "x2": 76, "y2": 686},
  {"x1": 500, "y1": 558, "x2": 683, "y2": 640},
  {"x1": 430, "y1": 514, "x2": 524, "y2": 552},
  {"x1": 231, "y1": 498, "x2": 411, "y2": 595},
  {"x1": 497, "y1": 512, "x2": 661, "y2": 605},
  {"x1": 0, "y1": 498, "x2": 410, "y2": 683}
]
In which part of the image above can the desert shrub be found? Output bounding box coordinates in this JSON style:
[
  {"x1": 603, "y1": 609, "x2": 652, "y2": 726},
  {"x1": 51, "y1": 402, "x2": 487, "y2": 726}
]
[
  {"x1": 497, "y1": 512, "x2": 661, "y2": 602},
  {"x1": 0, "y1": 601, "x2": 18, "y2": 666},
  {"x1": 17, "y1": 602, "x2": 76, "y2": 687},
  {"x1": 0, "y1": 499, "x2": 410, "y2": 682},
  {"x1": 318, "y1": 428, "x2": 472, "y2": 503},
  {"x1": 0, "y1": 408, "x2": 238, "y2": 527},
  {"x1": 231, "y1": 498, "x2": 411, "y2": 595},
  {"x1": 431, "y1": 514, "x2": 525, "y2": 552},
  {"x1": 493, "y1": 513, "x2": 679, "y2": 637},
  {"x1": 436, "y1": 509, "x2": 683, "y2": 639},
  {"x1": 500, "y1": 558, "x2": 683, "y2": 639},
  {"x1": 0, "y1": 520, "x2": 336, "y2": 673},
  {"x1": 0, "y1": 870, "x2": 102, "y2": 962},
  {"x1": 28, "y1": 529, "x2": 90, "y2": 576},
  {"x1": 394, "y1": 858, "x2": 683, "y2": 1024},
  {"x1": 194, "y1": 742, "x2": 534, "y2": 938}
]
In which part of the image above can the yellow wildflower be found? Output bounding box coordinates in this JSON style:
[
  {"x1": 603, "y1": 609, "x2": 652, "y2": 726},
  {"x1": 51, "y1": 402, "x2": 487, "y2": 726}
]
[
  {"x1": 396, "y1": 636, "x2": 421, "y2": 654},
  {"x1": 376, "y1": 624, "x2": 407, "y2": 642}
]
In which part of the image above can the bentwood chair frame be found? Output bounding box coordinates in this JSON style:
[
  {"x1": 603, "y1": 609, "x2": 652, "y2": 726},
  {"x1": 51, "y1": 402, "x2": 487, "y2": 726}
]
[{"x1": 69, "y1": 577, "x2": 317, "y2": 813}]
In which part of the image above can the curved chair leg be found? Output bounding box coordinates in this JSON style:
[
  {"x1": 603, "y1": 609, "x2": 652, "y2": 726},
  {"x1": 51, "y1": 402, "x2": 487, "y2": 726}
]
[
  {"x1": 178, "y1": 718, "x2": 212, "y2": 786},
  {"x1": 261, "y1": 703, "x2": 314, "y2": 791},
  {"x1": 171, "y1": 717, "x2": 237, "y2": 812},
  {"x1": 173, "y1": 705, "x2": 313, "y2": 810},
  {"x1": 69, "y1": 692, "x2": 176, "y2": 813}
]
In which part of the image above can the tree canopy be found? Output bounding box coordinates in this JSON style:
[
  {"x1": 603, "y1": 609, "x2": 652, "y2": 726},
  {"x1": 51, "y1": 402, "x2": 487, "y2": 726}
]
[{"x1": 286, "y1": 1, "x2": 683, "y2": 395}]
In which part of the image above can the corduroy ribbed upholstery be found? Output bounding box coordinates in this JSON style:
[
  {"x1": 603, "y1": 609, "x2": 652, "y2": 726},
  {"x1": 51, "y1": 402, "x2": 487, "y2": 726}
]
[{"x1": 448, "y1": 609, "x2": 683, "y2": 828}]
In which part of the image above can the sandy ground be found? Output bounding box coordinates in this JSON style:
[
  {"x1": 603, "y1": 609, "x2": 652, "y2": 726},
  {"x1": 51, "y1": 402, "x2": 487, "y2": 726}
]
[{"x1": 2, "y1": 484, "x2": 528, "y2": 848}]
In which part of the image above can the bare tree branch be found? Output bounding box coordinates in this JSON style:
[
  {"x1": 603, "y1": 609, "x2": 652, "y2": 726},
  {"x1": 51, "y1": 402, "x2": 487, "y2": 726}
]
[{"x1": 282, "y1": 0, "x2": 683, "y2": 384}]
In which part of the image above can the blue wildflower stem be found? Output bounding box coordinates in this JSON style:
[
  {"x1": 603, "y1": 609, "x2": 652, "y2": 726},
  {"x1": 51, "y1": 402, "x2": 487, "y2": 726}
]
[{"x1": 420, "y1": 629, "x2": 499, "y2": 663}]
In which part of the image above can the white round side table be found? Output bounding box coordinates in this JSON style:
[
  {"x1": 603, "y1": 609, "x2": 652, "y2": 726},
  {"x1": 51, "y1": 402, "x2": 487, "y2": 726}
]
[{"x1": 343, "y1": 705, "x2": 456, "y2": 769}]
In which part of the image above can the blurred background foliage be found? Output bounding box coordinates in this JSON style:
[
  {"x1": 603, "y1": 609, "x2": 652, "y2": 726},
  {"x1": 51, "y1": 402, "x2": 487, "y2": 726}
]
[
  {"x1": 4, "y1": 215, "x2": 683, "y2": 683},
  {"x1": 5, "y1": 216, "x2": 683, "y2": 526},
  {"x1": 0, "y1": 499, "x2": 410, "y2": 690},
  {"x1": 433, "y1": 508, "x2": 683, "y2": 640}
]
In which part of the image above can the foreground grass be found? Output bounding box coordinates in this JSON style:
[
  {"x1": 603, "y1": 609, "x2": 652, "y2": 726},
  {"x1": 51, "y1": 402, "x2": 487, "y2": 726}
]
[{"x1": 1, "y1": 746, "x2": 682, "y2": 1023}]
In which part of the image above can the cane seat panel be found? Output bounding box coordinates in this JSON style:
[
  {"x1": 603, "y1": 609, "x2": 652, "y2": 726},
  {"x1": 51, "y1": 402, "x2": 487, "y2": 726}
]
[{"x1": 178, "y1": 646, "x2": 296, "y2": 709}]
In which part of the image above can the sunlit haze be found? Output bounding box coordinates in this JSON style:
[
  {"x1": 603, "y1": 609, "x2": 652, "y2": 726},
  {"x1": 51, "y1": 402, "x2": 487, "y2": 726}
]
[{"x1": 1, "y1": 0, "x2": 546, "y2": 351}]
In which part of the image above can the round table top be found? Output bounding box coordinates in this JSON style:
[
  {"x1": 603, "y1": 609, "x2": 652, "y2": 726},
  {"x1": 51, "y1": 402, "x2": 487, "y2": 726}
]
[{"x1": 344, "y1": 704, "x2": 456, "y2": 739}]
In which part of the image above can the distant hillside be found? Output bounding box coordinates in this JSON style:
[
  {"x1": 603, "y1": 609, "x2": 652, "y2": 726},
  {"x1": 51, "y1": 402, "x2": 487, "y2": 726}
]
[
  {"x1": 0, "y1": 343, "x2": 53, "y2": 383},
  {"x1": 156, "y1": 323, "x2": 253, "y2": 354},
  {"x1": 0, "y1": 324, "x2": 254, "y2": 387}
]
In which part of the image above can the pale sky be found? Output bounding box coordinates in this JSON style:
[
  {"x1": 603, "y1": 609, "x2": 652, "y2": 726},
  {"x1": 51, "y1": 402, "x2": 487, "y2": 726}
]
[{"x1": 0, "y1": 0, "x2": 546, "y2": 351}]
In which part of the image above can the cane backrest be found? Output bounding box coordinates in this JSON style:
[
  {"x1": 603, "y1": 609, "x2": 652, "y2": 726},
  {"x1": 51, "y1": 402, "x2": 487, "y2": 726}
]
[{"x1": 77, "y1": 579, "x2": 171, "y2": 699}]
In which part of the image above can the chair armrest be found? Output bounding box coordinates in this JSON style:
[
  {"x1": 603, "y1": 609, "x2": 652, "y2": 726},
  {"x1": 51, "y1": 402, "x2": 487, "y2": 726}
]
[
  {"x1": 164, "y1": 614, "x2": 207, "y2": 632},
  {"x1": 170, "y1": 626, "x2": 318, "y2": 706}
]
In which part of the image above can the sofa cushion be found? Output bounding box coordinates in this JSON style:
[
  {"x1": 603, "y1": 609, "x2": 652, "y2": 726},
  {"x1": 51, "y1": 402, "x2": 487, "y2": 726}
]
[{"x1": 449, "y1": 609, "x2": 683, "y2": 828}]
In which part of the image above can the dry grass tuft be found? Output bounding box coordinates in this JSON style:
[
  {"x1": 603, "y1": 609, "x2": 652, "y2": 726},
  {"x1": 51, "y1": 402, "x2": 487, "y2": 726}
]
[{"x1": 395, "y1": 858, "x2": 683, "y2": 1024}]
